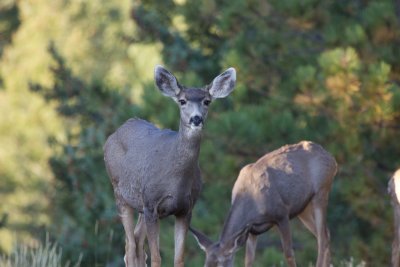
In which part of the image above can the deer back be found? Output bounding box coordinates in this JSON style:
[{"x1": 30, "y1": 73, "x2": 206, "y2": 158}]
[{"x1": 233, "y1": 141, "x2": 336, "y2": 200}]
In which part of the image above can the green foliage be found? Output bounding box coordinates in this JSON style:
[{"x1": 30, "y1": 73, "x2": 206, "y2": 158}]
[{"x1": 0, "y1": 0, "x2": 20, "y2": 58}]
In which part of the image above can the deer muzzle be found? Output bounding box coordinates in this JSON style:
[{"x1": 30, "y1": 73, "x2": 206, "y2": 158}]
[{"x1": 190, "y1": 115, "x2": 203, "y2": 127}]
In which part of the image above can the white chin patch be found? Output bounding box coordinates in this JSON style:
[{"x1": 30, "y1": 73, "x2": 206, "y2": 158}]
[{"x1": 190, "y1": 124, "x2": 203, "y2": 130}]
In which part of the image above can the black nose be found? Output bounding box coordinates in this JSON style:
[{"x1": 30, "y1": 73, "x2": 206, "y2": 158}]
[{"x1": 190, "y1": 115, "x2": 203, "y2": 126}]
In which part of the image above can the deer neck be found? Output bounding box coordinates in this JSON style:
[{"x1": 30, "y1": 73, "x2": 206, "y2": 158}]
[
  {"x1": 177, "y1": 121, "x2": 202, "y2": 161},
  {"x1": 219, "y1": 199, "x2": 252, "y2": 245},
  {"x1": 220, "y1": 214, "x2": 243, "y2": 245}
]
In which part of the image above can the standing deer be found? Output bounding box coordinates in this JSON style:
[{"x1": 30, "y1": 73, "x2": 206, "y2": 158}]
[
  {"x1": 190, "y1": 141, "x2": 337, "y2": 267},
  {"x1": 103, "y1": 65, "x2": 236, "y2": 267},
  {"x1": 388, "y1": 169, "x2": 400, "y2": 267}
]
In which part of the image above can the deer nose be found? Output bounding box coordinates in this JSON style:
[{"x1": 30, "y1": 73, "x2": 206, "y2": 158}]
[{"x1": 190, "y1": 115, "x2": 203, "y2": 126}]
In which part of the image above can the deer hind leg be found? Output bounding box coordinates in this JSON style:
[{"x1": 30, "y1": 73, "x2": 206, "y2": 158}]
[
  {"x1": 134, "y1": 213, "x2": 147, "y2": 267},
  {"x1": 392, "y1": 231, "x2": 400, "y2": 267},
  {"x1": 277, "y1": 217, "x2": 297, "y2": 267},
  {"x1": 299, "y1": 202, "x2": 327, "y2": 267},
  {"x1": 392, "y1": 206, "x2": 400, "y2": 267},
  {"x1": 298, "y1": 202, "x2": 317, "y2": 237},
  {"x1": 311, "y1": 193, "x2": 331, "y2": 267},
  {"x1": 245, "y1": 233, "x2": 258, "y2": 267},
  {"x1": 118, "y1": 205, "x2": 137, "y2": 267}
]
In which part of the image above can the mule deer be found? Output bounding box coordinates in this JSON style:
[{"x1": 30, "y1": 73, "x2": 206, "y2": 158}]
[
  {"x1": 190, "y1": 141, "x2": 337, "y2": 267},
  {"x1": 388, "y1": 169, "x2": 400, "y2": 267},
  {"x1": 104, "y1": 65, "x2": 236, "y2": 267}
]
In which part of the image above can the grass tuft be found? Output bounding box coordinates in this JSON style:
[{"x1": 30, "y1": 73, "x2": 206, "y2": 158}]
[{"x1": 0, "y1": 235, "x2": 82, "y2": 267}]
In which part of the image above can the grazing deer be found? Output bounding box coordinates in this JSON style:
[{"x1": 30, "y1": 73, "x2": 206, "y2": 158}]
[
  {"x1": 388, "y1": 169, "x2": 400, "y2": 267},
  {"x1": 190, "y1": 141, "x2": 337, "y2": 267},
  {"x1": 103, "y1": 65, "x2": 236, "y2": 267}
]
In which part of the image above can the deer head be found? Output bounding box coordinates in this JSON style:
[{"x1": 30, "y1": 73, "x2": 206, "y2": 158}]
[
  {"x1": 190, "y1": 227, "x2": 249, "y2": 267},
  {"x1": 154, "y1": 66, "x2": 236, "y2": 131}
]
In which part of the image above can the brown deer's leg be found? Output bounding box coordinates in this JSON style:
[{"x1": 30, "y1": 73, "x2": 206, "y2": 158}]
[
  {"x1": 277, "y1": 217, "x2": 297, "y2": 267},
  {"x1": 245, "y1": 233, "x2": 257, "y2": 267},
  {"x1": 119, "y1": 205, "x2": 137, "y2": 267},
  {"x1": 174, "y1": 215, "x2": 190, "y2": 267},
  {"x1": 298, "y1": 202, "x2": 317, "y2": 237},
  {"x1": 144, "y1": 208, "x2": 161, "y2": 267},
  {"x1": 392, "y1": 206, "x2": 400, "y2": 267},
  {"x1": 312, "y1": 193, "x2": 331, "y2": 267},
  {"x1": 134, "y1": 213, "x2": 147, "y2": 267}
]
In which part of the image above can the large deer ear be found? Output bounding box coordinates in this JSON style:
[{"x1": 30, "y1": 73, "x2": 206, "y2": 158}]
[
  {"x1": 189, "y1": 227, "x2": 213, "y2": 252},
  {"x1": 208, "y1": 67, "x2": 236, "y2": 99},
  {"x1": 154, "y1": 65, "x2": 181, "y2": 98}
]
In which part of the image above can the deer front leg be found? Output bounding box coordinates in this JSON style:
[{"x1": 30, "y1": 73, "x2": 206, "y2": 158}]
[
  {"x1": 144, "y1": 208, "x2": 161, "y2": 267},
  {"x1": 174, "y1": 214, "x2": 191, "y2": 267},
  {"x1": 277, "y1": 218, "x2": 297, "y2": 267},
  {"x1": 245, "y1": 233, "x2": 257, "y2": 267}
]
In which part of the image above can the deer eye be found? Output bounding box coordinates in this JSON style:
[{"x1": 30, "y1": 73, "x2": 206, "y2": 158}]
[
  {"x1": 203, "y1": 100, "x2": 211, "y2": 106},
  {"x1": 178, "y1": 99, "x2": 187, "y2": 105}
]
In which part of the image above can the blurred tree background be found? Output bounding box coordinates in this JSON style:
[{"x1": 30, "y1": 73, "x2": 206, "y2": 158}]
[{"x1": 1, "y1": 0, "x2": 399, "y2": 266}]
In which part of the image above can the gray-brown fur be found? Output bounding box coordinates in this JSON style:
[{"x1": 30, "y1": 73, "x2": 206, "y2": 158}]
[
  {"x1": 191, "y1": 141, "x2": 337, "y2": 267},
  {"x1": 104, "y1": 65, "x2": 236, "y2": 267},
  {"x1": 389, "y1": 169, "x2": 400, "y2": 267}
]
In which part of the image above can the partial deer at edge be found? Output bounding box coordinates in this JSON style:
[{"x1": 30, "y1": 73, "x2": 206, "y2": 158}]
[
  {"x1": 191, "y1": 141, "x2": 337, "y2": 267},
  {"x1": 103, "y1": 65, "x2": 236, "y2": 267},
  {"x1": 388, "y1": 169, "x2": 400, "y2": 267}
]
